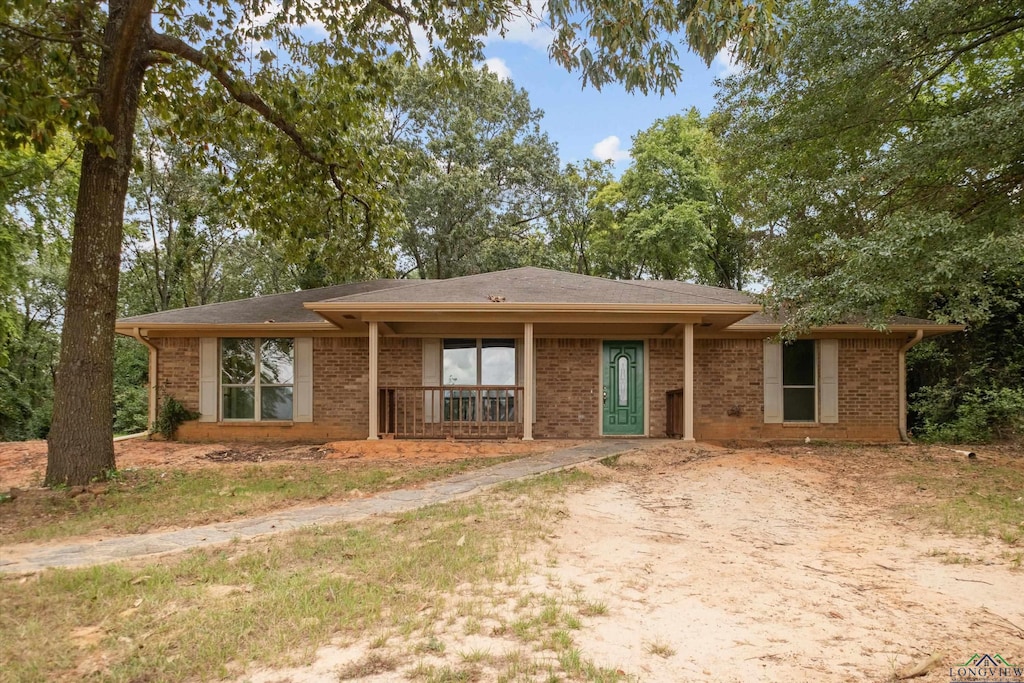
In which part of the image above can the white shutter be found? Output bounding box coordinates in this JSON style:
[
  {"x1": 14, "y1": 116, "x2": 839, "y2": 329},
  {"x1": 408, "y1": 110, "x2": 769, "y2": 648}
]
[
  {"x1": 293, "y1": 337, "x2": 314, "y2": 422},
  {"x1": 763, "y1": 339, "x2": 783, "y2": 423},
  {"x1": 198, "y1": 337, "x2": 219, "y2": 422},
  {"x1": 818, "y1": 339, "x2": 839, "y2": 423},
  {"x1": 422, "y1": 338, "x2": 441, "y2": 423}
]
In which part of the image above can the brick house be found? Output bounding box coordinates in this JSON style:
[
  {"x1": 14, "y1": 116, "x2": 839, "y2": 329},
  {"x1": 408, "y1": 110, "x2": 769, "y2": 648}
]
[{"x1": 115, "y1": 267, "x2": 960, "y2": 442}]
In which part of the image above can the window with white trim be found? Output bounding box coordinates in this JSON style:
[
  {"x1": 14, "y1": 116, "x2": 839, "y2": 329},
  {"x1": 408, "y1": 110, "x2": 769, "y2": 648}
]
[
  {"x1": 782, "y1": 340, "x2": 816, "y2": 422},
  {"x1": 220, "y1": 338, "x2": 294, "y2": 420}
]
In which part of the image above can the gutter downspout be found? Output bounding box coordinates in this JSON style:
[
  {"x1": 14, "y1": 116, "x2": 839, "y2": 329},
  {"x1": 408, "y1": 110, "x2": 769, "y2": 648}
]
[
  {"x1": 128, "y1": 327, "x2": 159, "y2": 432},
  {"x1": 898, "y1": 329, "x2": 924, "y2": 442}
]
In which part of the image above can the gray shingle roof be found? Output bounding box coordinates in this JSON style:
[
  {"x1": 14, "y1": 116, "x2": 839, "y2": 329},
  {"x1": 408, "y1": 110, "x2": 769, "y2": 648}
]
[
  {"x1": 116, "y1": 268, "x2": 759, "y2": 326},
  {"x1": 320, "y1": 267, "x2": 755, "y2": 306},
  {"x1": 117, "y1": 281, "x2": 410, "y2": 325}
]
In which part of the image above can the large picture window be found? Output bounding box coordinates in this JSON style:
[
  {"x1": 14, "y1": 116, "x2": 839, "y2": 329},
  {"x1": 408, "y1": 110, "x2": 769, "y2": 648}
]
[
  {"x1": 442, "y1": 339, "x2": 516, "y2": 422},
  {"x1": 782, "y1": 340, "x2": 816, "y2": 422},
  {"x1": 221, "y1": 338, "x2": 294, "y2": 420}
]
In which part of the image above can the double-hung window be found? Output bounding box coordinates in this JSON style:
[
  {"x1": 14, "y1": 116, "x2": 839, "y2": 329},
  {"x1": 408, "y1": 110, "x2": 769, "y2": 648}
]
[
  {"x1": 221, "y1": 338, "x2": 294, "y2": 420},
  {"x1": 442, "y1": 339, "x2": 516, "y2": 422},
  {"x1": 782, "y1": 340, "x2": 816, "y2": 422},
  {"x1": 765, "y1": 339, "x2": 838, "y2": 425}
]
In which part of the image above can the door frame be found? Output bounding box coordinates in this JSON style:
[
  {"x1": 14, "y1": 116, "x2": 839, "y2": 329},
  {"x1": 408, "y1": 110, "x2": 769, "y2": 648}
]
[{"x1": 598, "y1": 339, "x2": 649, "y2": 437}]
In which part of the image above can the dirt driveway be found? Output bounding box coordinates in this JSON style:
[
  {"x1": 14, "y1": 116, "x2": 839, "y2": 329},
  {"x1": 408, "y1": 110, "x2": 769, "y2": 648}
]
[
  {"x1": 251, "y1": 442, "x2": 1024, "y2": 683},
  {"x1": 538, "y1": 444, "x2": 1024, "y2": 682}
]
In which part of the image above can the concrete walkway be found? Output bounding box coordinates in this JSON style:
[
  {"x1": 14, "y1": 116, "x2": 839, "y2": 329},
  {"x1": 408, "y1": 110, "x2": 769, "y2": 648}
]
[{"x1": 0, "y1": 439, "x2": 647, "y2": 574}]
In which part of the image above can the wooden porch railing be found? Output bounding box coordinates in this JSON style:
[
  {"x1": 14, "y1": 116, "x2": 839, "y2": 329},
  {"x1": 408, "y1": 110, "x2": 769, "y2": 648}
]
[
  {"x1": 379, "y1": 385, "x2": 524, "y2": 438},
  {"x1": 666, "y1": 388, "x2": 685, "y2": 438}
]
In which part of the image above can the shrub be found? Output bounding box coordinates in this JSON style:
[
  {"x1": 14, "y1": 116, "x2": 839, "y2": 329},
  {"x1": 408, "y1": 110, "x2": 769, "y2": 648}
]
[
  {"x1": 913, "y1": 385, "x2": 1024, "y2": 444},
  {"x1": 152, "y1": 396, "x2": 199, "y2": 440}
]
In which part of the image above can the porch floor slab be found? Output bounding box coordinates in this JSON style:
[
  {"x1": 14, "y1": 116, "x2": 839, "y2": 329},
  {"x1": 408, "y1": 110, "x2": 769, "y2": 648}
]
[{"x1": 0, "y1": 439, "x2": 662, "y2": 574}]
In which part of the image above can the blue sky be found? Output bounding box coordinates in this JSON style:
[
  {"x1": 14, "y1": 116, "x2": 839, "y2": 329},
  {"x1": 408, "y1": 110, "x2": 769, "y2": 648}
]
[
  {"x1": 262, "y1": 5, "x2": 738, "y2": 171},
  {"x1": 476, "y1": 22, "x2": 740, "y2": 171}
]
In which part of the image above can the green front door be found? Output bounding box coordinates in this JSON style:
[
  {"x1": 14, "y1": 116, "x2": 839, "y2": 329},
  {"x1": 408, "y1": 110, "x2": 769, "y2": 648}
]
[{"x1": 602, "y1": 341, "x2": 644, "y2": 435}]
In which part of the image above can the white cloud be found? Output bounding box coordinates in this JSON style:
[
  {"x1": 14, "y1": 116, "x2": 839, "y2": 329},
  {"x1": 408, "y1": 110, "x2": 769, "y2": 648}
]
[
  {"x1": 408, "y1": 24, "x2": 432, "y2": 63},
  {"x1": 591, "y1": 135, "x2": 631, "y2": 163},
  {"x1": 485, "y1": 3, "x2": 555, "y2": 51},
  {"x1": 480, "y1": 57, "x2": 512, "y2": 81},
  {"x1": 713, "y1": 44, "x2": 745, "y2": 77}
]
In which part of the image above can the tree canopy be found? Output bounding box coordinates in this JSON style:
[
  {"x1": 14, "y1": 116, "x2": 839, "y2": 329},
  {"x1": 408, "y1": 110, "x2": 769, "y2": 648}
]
[
  {"x1": 391, "y1": 63, "x2": 560, "y2": 279},
  {"x1": 717, "y1": 0, "x2": 1024, "y2": 329},
  {"x1": 588, "y1": 110, "x2": 750, "y2": 286}
]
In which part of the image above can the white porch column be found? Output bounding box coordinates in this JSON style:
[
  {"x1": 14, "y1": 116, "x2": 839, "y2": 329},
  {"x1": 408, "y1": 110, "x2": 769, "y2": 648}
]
[
  {"x1": 367, "y1": 321, "x2": 379, "y2": 440},
  {"x1": 523, "y1": 322, "x2": 534, "y2": 440},
  {"x1": 683, "y1": 322, "x2": 695, "y2": 442}
]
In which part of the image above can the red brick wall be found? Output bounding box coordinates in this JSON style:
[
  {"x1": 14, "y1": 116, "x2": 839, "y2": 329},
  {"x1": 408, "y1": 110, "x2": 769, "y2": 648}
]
[
  {"x1": 535, "y1": 338, "x2": 601, "y2": 438},
  {"x1": 692, "y1": 337, "x2": 901, "y2": 442},
  {"x1": 154, "y1": 337, "x2": 199, "y2": 413},
  {"x1": 648, "y1": 339, "x2": 687, "y2": 437},
  {"x1": 693, "y1": 338, "x2": 764, "y2": 438},
  {"x1": 153, "y1": 333, "x2": 901, "y2": 443},
  {"x1": 309, "y1": 337, "x2": 369, "y2": 440},
  {"x1": 836, "y1": 338, "x2": 900, "y2": 437},
  {"x1": 167, "y1": 336, "x2": 421, "y2": 442}
]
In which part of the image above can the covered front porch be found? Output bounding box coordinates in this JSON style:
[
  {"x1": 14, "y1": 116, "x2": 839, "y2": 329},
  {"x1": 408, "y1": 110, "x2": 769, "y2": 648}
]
[
  {"x1": 302, "y1": 270, "x2": 761, "y2": 442},
  {"x1": 316, "y1": 317, "x2": 730, "y2": 442}
]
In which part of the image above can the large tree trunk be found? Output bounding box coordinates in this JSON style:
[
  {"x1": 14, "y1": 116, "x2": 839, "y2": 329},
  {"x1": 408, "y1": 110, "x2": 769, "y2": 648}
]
[{"x1": 45, "y1": 0, "x2": 154, "y2": 486}]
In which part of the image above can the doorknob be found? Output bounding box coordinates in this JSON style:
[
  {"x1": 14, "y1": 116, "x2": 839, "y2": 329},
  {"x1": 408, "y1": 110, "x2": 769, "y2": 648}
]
[{"x1": 603, "y1": 387, "x2": 608, "y2": 403}]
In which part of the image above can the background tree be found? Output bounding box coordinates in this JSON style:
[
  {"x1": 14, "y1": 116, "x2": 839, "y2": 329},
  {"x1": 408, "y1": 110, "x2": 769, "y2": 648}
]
[
  {"x1": 717, "y1": 0, "x2": 1023, "y2": 326},
  {"x1": 120, "y1": 117, "x2": 311, "y2": 310},
  {"x1": 589, "y1": 111, "x2": 750, "y2": 286},
  {"x1": 389, "y1": 64, "x2": 561, "y2": 279},
  {"x1": 546, "y1": 159, "x2": 616, "y2": 275},
  {"x1": 716, "y1": 0, "x2": 1024, "y2": 440},
  {"x1": 0, "y1": 141, "x2": 77, "y2": 439}
]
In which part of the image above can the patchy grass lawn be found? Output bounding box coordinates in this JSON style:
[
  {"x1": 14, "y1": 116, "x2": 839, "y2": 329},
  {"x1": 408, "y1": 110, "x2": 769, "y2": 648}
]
[
  {"x1": 0, "y1": 456, "x2": 518, "y2": 544},
  {"x1": 0, "y1": 470, "x2": 610, "y2": 683},
  {"x1": 900, "y1": 459, "x2": 1024, "y2": 544}
]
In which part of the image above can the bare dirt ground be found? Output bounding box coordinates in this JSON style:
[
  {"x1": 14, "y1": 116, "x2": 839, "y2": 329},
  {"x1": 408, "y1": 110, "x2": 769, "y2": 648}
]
[
  {"x1": 0, "y1": 437, "x2": 575, "y2": 491},
  {"x1": 543, "y1": 443, "x2": 1024, "y2": 682},
  {"x1": 242, "y1": 441, "x2": 1024, "y2": 683}
]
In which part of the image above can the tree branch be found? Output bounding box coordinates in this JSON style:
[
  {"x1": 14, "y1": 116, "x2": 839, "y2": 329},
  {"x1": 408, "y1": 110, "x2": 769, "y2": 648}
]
[
  {"x1": 147, "y1": 30, "x2": 375, "y2": 235},
  {"x1": 372, "y1": 0, "x2": 413, "y2": 23}
]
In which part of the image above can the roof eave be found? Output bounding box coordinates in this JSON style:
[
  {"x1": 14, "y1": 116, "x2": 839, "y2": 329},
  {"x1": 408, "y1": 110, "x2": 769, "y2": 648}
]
[
  {"x1": 727, "y1": 323, "x2": 965, "y2": 337},
  {"x1": 114, "y1": 321, "x2": 336, "y2": 335}
]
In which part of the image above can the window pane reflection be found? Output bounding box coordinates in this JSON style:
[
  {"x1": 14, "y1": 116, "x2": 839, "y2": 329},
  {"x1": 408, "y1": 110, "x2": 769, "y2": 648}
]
[
  {"x1": 443, "y1": 339, "x2": 477, "y2": 386},
  {"x1": 261, "y1": 386, "x2": 293, "y2": 420},
  {"x1": 222, "y1": 386, "x2": 255, "y2": 419},
  {"x1": 221, "y1": 338, "x2": 256, "y2": 384},
  {"x1": 481, "y1": 339, "x2": 515, "y2": 385},
  {"x1": 260, "y1": 338, "x2": 294, "y2": 384}
]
